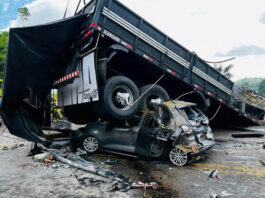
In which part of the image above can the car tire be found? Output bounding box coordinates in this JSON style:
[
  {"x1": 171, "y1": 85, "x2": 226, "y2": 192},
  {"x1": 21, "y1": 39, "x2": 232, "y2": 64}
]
[
  {"x1": 80, "y1": 134, "x2": 99, "y2": 154},
  {"x1": 139, "y1": 85, "x2": 169, "y2": 112},
  {"x1": 97, "y1": 76, "x2": 140, "y2": 120}
]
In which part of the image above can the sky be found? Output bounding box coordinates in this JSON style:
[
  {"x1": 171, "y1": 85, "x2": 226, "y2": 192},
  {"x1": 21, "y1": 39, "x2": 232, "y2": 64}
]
[{"x1": 0, "y1": 0, "x2": 265, "y2": 81}]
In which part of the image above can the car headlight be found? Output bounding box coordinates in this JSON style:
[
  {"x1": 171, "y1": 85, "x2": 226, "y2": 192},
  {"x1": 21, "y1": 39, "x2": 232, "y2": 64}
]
[{"x1": 181, "y1": 125, "x2": 193, "y2": 134}]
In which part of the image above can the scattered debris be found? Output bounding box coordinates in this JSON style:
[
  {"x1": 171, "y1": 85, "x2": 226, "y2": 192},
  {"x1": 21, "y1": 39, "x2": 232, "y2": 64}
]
[
  {"x1": 131, "y1": 181, "x2": 158, "y2": 189},
  {"x1": 210, "y1": 190, "x2": 233, "y2": 198},
  {"x1": 106, "y1": 180, "x2": 131, "y2": 192},
  {"x1": 75, "y1": 174, "x2": 106, "y2": 187},
  {"x1": 52, "y1": 152, "x2": 133, "y2": 191},
  {"x1": 209, "y1": 192, "x2": 218, "y2": 198},
  {"x1": 190, "y1": 183, "x2": 203, "y2": 187},
  {"x1": 34, "y1": 153, "x2": 49, "y2": 162},
  {"x1": 52, "y1": 164, "x2": 60, "y2": 169},
  {"x1": 19, "y1": 144, "x2": 25, "y2": 147},
  {"x1": 209, "y1": 170, "x2": 219, "y2": 179},
  {"x1": 2, "y1": 146, "x2": 8, "y2": 150},
  {"x1": 131, "y1": 182, "x2": 158, "y2": 197},
  {"x1": 260, "y1": 160, "x2": 265, "y2": 166},
  {"x1": 63, "y1": 164, "x2": 70, "y2": 168},
  {"x1": 220, "y1": 191, "x2": 233, "y2": 197},
  {"x1": 28, "y1": 143, "x2": 44, "y2": 156},
  {"x1": 105, "y1": 159, "x2": 118, "y2": 165},
  {"x1": 75, "y1": 148, "x2": 87, "y2": 156},
  {"x1": 263, "y1": 144, "x2": 265, "y2": 149},
  {"x1": 74, "y1": 169, "x2": 131, "y2": 192},
  {"x1": 232, "y1": 133, "x2": 264, "y2": 138},
  {"x1": 11, "y1": 144, "x2": 18, "y2": 150}
]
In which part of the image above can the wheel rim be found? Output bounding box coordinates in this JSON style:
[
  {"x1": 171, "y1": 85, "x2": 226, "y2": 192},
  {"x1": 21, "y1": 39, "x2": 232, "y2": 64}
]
[
  {"x1": 169, "y1": 148, "x2": 188, "y2": 166},
  {"x1": 113, "y1": 85, "x2": 134, "y2": 110},
  {"x1": 83, "y1": 136, "x2": 99, "y2": 153},
  {"x1": 147, "y1": 94, "x2": 163, "y2": 110}
]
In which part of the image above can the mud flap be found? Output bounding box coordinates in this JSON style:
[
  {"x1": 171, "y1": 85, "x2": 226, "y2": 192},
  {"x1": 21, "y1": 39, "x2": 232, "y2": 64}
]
[{"x1": 1, "y1": 105, "x2": 47, "y2": 144}]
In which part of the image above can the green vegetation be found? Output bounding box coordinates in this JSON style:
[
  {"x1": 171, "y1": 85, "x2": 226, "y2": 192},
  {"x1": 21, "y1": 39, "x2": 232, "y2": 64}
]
[
  {"x1": 0, "y1": 32, "x2": 8, "y2": 80},
  {"x1": 235, "y1": 77, "x2": 264, "y2": 90},
  {"x1": 213, "y1": 64, "x2": 233, "y2": 79},
  {"x1": 18, "y1": 7, "x2": 31, "y2": 26},
  {"x1": 0, "y1": 32, "x2": 8, "y2": 97},
  {"x1": 258, "y1": 79, "x2": 265, "y2": 95},
  {"x1": 235, "y1": 77, "x2": 265, "y2": 95}
]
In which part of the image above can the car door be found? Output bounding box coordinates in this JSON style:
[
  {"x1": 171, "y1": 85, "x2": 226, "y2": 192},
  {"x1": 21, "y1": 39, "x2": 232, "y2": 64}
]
[{"x1": 101, "y1": 127, "x2": 138, "y2": 154}]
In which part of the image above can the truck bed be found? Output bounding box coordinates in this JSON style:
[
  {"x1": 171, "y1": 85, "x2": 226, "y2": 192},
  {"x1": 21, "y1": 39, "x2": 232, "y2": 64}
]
[{"x1": 79, "y1": 0, "x2": 258, "y2": 125}]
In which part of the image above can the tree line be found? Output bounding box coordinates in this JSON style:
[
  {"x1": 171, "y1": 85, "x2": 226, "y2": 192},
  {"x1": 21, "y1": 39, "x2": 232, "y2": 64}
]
[{"x1": 0, "y1": 31, "x2": 8, "y2": 79}]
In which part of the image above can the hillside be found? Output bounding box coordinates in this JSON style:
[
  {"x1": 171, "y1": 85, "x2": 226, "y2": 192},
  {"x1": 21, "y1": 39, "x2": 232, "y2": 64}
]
[{"x1": 235, "y1": 77, "x2": 264, "y2": 90}]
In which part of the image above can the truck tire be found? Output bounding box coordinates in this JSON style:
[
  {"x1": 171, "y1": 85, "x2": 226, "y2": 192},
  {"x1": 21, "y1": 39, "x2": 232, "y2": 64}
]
[
  {"x1": 98, "y1": 76, "x2": 140, "y2": 120},
  {"x1": 139, "y1": 85, "x2": 170, "y2": 112}
]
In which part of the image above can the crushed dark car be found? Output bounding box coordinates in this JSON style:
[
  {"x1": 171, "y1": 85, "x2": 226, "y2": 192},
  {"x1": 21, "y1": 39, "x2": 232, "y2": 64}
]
[{"x1": 74, "y1": 100, "x2": 215, "y2": 166}]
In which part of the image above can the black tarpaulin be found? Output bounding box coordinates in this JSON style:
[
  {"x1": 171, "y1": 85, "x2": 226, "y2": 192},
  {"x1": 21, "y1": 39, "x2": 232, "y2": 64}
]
[
  {"x1": 1, "y1": 14, "x2": 87, "y2": 143},
  {"x1": 2, "y1": 14, "x2": 86, "y2": 105}
]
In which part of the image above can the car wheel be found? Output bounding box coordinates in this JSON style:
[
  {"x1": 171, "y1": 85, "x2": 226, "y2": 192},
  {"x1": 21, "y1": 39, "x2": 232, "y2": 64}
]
[
  {"x1": 99, "y1": 76, "x2": 140, "y2": 120},
  {"x1": 169, "y1": 147, "x2": 188, "y2": 166},
  {"x1": 80, "y1": 134, "x2": 99, "y2": 154},
  {"x1": 139, "y1": 85, "x2": 169, "y2": 112}
]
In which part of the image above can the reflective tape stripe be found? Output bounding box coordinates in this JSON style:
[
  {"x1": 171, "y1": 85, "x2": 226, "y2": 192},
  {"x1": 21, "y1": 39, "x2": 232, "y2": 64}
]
[
  {"x1": 102, "y1": 7, "x2": 232, "y2": 96},
  {"x1": 54, "y1": 70, "x2": 79, "y2": 85},
  {"x1": 192, "y1": 67, "x2": 232, "y2": 95},
  {"x1": 102, "y1": 8, "x2": 189, "y2": 68}
]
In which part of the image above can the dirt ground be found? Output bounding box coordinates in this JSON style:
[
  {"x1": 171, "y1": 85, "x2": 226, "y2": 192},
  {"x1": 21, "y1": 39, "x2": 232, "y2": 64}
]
[{"x1": 0, "y1": 122, "x2": 265, "y2": 198}]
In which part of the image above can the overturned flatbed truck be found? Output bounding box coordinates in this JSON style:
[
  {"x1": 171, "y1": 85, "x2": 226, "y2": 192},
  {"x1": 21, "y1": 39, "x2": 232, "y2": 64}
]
[
  {"x1": 1, "y1": 0, "x2": 261, "y2": 145},
  {"x1": 56, "y1": 0, "x2": 260, "y2": 126}
]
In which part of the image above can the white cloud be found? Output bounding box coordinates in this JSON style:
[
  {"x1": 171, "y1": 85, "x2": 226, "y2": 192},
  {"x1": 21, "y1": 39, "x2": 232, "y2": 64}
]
[
  {"x1": 120, "y1": 0, "x2": 265, "y2": 81},
  {"x1": 8, "y1": 0, "x2": 82, "y2": 28},
  {"x1": 2, "y1": 2, "x2": 9, "y2": 12}
]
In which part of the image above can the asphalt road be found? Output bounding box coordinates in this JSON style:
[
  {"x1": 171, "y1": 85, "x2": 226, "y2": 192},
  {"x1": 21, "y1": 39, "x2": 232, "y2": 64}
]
[{"x1": 0, "y1": 124, "x2": 265, "y2": 198}]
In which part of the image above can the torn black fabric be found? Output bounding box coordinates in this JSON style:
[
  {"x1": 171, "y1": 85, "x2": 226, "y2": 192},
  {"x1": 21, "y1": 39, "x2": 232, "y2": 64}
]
[
  {"x1": 1, "y1": 14, "x2": 87, "y2": 142},
  {"x1": 1, "y1": 105, "x2": 47, "y2": 143},
  {"x1": 2, "y1": 14, "x2": 87, "y2": 105}
]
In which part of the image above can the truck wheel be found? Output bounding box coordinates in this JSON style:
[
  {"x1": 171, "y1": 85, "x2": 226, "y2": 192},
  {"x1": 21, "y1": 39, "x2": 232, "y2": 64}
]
[
  {"x1": 80, "y1": 134, "x2": 99, "y2": 154},
  {"x1": 139, "y1": 85, "x2": 169, "y2": 112},
  {"x1": 100, "y1": 76, "x2": 140, "y2": 120}
]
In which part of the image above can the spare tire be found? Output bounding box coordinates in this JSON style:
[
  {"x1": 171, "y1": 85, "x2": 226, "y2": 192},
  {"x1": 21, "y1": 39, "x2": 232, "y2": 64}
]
[
  {"x1": 139, "y1": 84, "x2": 170, "y2": 112},
  {"x1": 97, "y1": 76, "x2": 140, "y2": 120}
]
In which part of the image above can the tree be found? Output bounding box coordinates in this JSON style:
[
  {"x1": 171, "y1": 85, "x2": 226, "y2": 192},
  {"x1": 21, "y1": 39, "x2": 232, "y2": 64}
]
[
  {"x1": 0, "y1": 32, "x2": 8, "y2": 79},
  {"x1": 213, "y1": 63, "x2": 234, "y2": 79},
  {"x1": 258, "y1": 79, "x2": 265, "y2": 95},
  {"x1": 18, "y1": 7, "x2": 31, "y2": 27}
]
